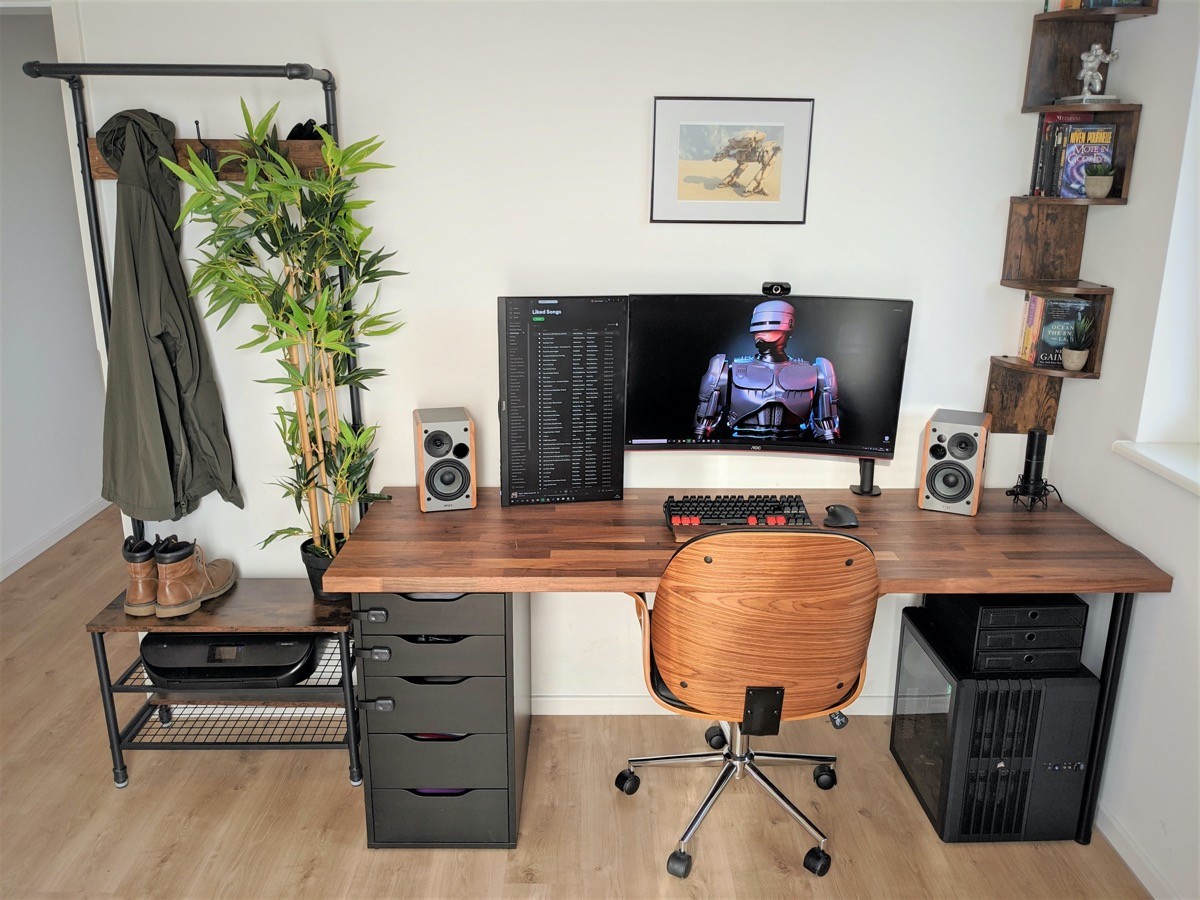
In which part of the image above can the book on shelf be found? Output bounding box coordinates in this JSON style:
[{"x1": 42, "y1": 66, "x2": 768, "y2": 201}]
[
  {"x1": 1084, "y1": 0, "x2": 1146, "y2": 7},
  {"x1": 1055, "y1": 124, "x2": 1116, "y2": 198},
  {"x1": 1021, "y1": 295, "x2": 1092, "y2": 370},
  {"x1": 1030, "y1": 112, "x2": 1095, "y2": 196},
  {"x1": 1019, "y1": 294, "x2": 1046, "y2": 364}
]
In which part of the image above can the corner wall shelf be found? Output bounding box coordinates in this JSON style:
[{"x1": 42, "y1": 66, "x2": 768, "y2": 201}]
[{"x1": 985, "y1": 4, "x2": 1154, "y2": 434}]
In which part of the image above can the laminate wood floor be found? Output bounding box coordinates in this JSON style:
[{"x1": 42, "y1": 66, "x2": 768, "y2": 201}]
[{"x1": 0, "y1": 507, "x2": 1147, "y2": 899}]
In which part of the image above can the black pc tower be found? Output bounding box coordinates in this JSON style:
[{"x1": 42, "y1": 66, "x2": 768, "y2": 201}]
[{"x1": 890, "y1": 606, "x2": 1099, "y2": 842}]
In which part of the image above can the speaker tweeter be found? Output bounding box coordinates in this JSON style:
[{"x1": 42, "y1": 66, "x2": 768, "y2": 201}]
[
  {"x1": 414, "y1": 407, "x2": 477, "y2": 512},
  {"x1": 917, "y1": 409, "x2": 991, "y2": 516}
]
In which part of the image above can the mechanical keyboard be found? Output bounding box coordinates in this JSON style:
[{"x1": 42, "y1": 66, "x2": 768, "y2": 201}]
[{"x1": 663, "y1": 494, "x2": 813, "y2": 536}]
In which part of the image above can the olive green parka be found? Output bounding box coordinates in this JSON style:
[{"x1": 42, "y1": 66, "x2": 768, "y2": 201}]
[{"x1": 98, "y1": 109, "x2": 243, "y2": 521}]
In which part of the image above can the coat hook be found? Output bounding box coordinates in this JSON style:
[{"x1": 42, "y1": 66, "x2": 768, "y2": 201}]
[{"x1": 194, "y1": 120, "x2": 220, "y2": 172}]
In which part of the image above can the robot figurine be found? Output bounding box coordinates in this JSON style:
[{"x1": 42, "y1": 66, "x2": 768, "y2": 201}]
[{"x1": 694, "y1": 300, "x2": 840, "y2": 442}]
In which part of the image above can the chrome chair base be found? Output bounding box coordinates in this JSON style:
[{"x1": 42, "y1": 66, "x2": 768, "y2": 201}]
[{"x1": 620, "y1": 722, "x2": 837, "y2": 878}]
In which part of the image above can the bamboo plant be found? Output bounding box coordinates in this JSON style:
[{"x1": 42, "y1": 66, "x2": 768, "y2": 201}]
[{"x1": 164, "y1": 102, "x2": 402, "y2": 559}]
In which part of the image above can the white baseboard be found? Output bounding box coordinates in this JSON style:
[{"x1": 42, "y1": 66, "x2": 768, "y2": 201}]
[
  {"x1": 1, "y1": 498, "x2": 111, "y2": 580},
  {"x1": 1094, "y1": 807, "x2": 1175, "y2": 899},
  {"x1": 531, "y1": 693, "x2": 896, "y2": 717}
]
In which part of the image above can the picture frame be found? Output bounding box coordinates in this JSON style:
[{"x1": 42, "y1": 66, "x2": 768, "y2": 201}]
[{"x1": 650, "y1": 96, "x2": 814, "y2": 224}]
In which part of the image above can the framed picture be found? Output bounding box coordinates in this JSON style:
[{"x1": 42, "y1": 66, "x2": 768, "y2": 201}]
[{"x1": 650, "y1": 96, "x2": 814, "y2": 224}]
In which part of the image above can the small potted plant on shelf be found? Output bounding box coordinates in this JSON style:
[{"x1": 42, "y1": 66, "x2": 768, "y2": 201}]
[
  {"x1": 1061, "y1": 312, "x2": 1094, "y2": 372},
  {"x1": 164, "y1": 102, "x2": 403, "y2": 599},
  {"x1": 1083, "y1": 163, "x2": 1117, "y2": 200}
]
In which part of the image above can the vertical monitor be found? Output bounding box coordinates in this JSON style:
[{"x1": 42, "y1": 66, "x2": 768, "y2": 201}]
[
  {"x1": 498, "y1": 296, "x2": 627, "y2": 505},
  {"x1": 624, "y1": 294, "x2": 912, "y2": 460}
]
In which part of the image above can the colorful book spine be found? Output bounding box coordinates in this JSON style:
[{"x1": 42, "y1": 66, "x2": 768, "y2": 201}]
[
  {"x1": 1021, "y1": 294, "x2": 1046, "y2": 363},
  {"x1": 1031, "y1": 113, "x2": 1094, "y2": 196}
]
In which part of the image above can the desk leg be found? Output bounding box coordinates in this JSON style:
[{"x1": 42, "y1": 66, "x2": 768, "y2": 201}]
[
  {"x1": 90, "y1": 632, "x2": 128, "y2": 788},
  {"x1": 338, "y1": 632, "x2": 363, "y2": 786},
  {"x1": 1077, "y1": 591, "x2": 1133, "y2": 844}
]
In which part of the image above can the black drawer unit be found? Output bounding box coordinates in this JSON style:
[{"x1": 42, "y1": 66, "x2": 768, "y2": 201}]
[
  {"x1": 356, "y1": 634, "x2": 507, "y2": 677},
  {"x1": 354, "y1": 591, "x2": 531, "y2": 849},
  {"x1": 367, "y1": 734, "x2": 509, "y2": 789},
  {"x1": 356, "y1": 592, "x2": 506, "y2": 635},
  {"x1": 924, "y1": 594, "x2": 1088, "y2": 675},
  {"x1": 371, "y1": 788, "x2": 510, "y2": 844},
  {"x1": 362, "y1": 675, "x2": 508, "y2": 734}
]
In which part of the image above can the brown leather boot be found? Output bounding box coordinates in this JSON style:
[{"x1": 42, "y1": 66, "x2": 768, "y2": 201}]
[
  {"x1": 155, "y1": 539, "x2": 236, "y2": 618},
  {"x1": 122, "y1": 536, "x2": 163, "y2": 616}
]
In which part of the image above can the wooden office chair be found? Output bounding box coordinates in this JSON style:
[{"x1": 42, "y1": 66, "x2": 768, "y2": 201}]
[{"x1": 614, "y1": 528, "x2": 880, "y2": 879}]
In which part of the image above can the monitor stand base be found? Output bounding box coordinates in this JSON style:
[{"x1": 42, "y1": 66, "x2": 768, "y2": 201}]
[{"x1": 849, "y1": 458, "x2": 882, "y2": 497}]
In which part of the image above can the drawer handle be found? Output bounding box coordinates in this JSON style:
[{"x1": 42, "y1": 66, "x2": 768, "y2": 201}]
[
  {"x1": 354, "y1": 608, "x2": 388, "y2": 624},
  {"x1": 361, "y1": 697, "x2": 395, "y2": 712},
  {"x1": 356, "y1": 646, "x2": 392, "y2": 661},
  {"x1": 403, "y1": 593, "x2": 466, "y2": 602},
  {"x1": 409, "y1": 788, "x2": 471, "y2": 797},
  {"x1": 407, "y1": 733, "x2": 469, "y2": 742},
  {"x1": 401, "y1": 635, "x2": 466, "y2": 644},
  {"x1": 403, "y1": 676, "x2": 468, "y2": 685}
]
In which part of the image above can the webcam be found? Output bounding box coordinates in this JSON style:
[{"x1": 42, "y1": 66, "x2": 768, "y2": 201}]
[{"x1": 762, "y1": 281, "x2": 791, "y2": 296}]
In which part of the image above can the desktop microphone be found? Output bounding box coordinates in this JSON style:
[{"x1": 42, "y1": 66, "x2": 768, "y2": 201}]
[
  {"x1": 1019, "y1": 426, "x2": 1047, "y2": 492},
  {"x1": 1006, "y1": 426, "x2": 1061, "y2": 510}
]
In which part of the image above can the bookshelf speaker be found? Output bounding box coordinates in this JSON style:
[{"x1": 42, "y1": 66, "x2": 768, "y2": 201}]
[
  {"x1": 414, "y1": 407, "x2": 477, "y2": 512},
  {"x1": 918, "y1": 409, "x2": 991, "y2": 517}
]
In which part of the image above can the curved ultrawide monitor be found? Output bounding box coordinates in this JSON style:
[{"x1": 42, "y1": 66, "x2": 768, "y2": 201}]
[{"x1": 625, "y1": 294, "x2": 913, "y2": 460}]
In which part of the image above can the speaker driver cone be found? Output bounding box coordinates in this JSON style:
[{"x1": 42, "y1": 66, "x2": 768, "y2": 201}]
[
  {"x1": 948, "y1": 433, "x2": 978, "y2": 460},
  {"x1": 424, "y1": 430, "x2": 453, "y2": 458},
  {"x1": 927, "y1": 461, "x2": 974, "y2": 503},
  {"x1": 426, "y1": 459, "x2": 471, "y2": 501}
]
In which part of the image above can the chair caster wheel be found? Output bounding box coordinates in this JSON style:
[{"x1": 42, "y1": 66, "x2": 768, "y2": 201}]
[
  {"x1": 614, "y1": 768, "x2": 640, "y2": 795},
  {"x1": 803, "y1": 847, "x2": 831, "y2": 877},
  {"x1": 704, "y1": 724, "x2": 726, "y2": 749},
  {"x1": 813, "y1": 764, "x2": 837, "y2": 790},
  {"x1": 829, "y1": 710, "x2": 849, "y2": 729},
  {"x1": 667, "y1": 849, "x2": 693, "y2": 879}
]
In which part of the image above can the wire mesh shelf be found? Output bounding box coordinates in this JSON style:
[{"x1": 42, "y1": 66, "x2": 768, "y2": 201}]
[{"x1": 126, "y1": 704, "x2": 348, "y2": 748}]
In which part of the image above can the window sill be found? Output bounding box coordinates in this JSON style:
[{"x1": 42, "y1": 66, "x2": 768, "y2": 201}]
[{"x1": 1111, "y1": 442, "x2": 1200, "y2": 496}]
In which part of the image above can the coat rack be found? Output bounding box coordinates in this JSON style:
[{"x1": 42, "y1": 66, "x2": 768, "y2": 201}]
[{"x1": 22, "y1": 61, "x2": 362, "y2": 542}]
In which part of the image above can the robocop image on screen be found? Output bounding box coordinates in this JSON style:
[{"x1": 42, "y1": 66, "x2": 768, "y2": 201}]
[{"x1": 694, "y1": 300, "x2": 840, "y2": 443}]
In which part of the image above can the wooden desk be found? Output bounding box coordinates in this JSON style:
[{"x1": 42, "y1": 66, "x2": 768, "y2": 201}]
[{"x1": 325, "y1": 486, "x2": 1172, "y2": 843}]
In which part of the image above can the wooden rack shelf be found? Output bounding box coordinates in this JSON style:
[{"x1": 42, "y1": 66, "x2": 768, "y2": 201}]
[
  {"x1": 1034, "y1": 4, "x2": 1157, "y2": 23},
  {"x1": 86, "y1": 137, "x2": 325, "y2": 181},
  {"x1": 990, "y1": 355, "x2": 1100, "y2": 380},
  {"x1": 999, "y1": 278, "x2": 1114, "y2": 295},
  {"x1": 985, "y1": 6, "x2": 1149, "y2": 433},
  {"x1": 1012, "y1": 195, "x2": 1128, "y2": 206}
]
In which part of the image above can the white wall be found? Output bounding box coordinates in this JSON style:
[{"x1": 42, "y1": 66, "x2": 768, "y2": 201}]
[
  {"x1": 0, "y1": 9, "x2": 107, "y2": 579},
  {"x1": 51, "y1": 0, "x2": 1040, "y2": 716},
  {"x1": 1045, "y1": 4, "x2": 1199, "y2": 897},
  {"x1": 1137, "y1": 59, "x2": 1199, "y2": 444},
  {"x1": 45, "y1": 2, "x2": 1198, "y2": 890}
]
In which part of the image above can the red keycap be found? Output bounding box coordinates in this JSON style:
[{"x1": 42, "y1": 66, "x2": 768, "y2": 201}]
[
  {"x1": 671, "y1": 515, "x2": 681, "y2": 525},
  {"x1": 747, "y1": 515, "x2": 758, "y2": 525}
]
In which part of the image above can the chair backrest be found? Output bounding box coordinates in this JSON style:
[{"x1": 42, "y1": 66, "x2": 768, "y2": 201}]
[{"x1": 651, "y1": 529, "x2": 881, "y2": 723}]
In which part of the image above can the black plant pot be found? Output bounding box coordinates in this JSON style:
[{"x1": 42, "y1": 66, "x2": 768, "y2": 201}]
[{"x1": 301, "y1": 536, "x2": 350, "y2": 601}]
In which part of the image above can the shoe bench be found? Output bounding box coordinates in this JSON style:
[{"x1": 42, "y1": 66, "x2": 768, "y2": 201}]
[{"x1": 85, "y1": 578, "x2": 362, "y2": 788}]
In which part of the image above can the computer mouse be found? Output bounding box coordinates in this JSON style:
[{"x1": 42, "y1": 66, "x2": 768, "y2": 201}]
[{"x1": 823, "y1": 504, "x2": 859, "y2": 528}]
